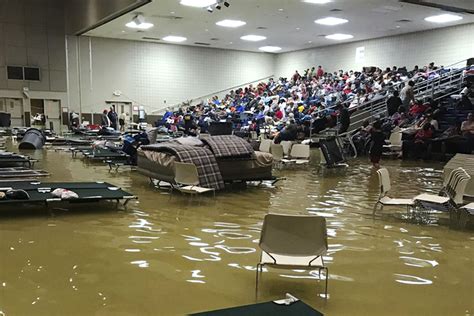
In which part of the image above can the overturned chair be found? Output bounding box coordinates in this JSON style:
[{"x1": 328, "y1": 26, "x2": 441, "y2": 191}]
[{"x1": 256, "y1": 214, "x2": 329, "y2": 298}]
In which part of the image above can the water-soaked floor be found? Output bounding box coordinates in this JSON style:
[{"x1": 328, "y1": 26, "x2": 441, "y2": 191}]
[{"x1": 0, "y1": 144, "x2": 473, "y2": 316}]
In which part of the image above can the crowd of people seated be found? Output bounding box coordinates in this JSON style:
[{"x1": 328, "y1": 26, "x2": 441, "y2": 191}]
[
  {"x1": 352, "y1": 82, "x2": 473, "y2": 164},
  {"x1": 156, "y1": 61, "x2": 451, "y2": 143},
  {"x1": 150, "y1": 60, "x2": 473, "y2": 165}
]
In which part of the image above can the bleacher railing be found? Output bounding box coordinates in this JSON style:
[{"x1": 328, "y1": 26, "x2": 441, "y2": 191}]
[
  {"x1": 152, "y1": 75, "x2": 275, "y2": 114},
  {"x1": 343, "y1": 62, "x2": 468, "y2": 134}
]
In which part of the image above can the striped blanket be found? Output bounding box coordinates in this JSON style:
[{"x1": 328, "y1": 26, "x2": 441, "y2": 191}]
[
  {"x1": 141, "y1": 144, "x2": 224, "y2": 190},
  {"x1": 202, "y1": 135, "x2": 254, "y2": 158}
]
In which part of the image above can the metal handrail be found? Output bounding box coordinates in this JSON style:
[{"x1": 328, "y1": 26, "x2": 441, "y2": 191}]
[{"x1": 344, "y1": 66, "x2": 467, "y2": 133}]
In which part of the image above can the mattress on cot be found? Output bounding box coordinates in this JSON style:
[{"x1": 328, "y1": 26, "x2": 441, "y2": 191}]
[{"x1": 137, "y1": 149, "x2": 273, "y2": 183}]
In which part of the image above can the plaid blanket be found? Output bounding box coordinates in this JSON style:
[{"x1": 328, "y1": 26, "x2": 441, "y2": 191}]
[
  {"x1": 141, "y1": 144, "x2": 224, "y2": 190},
  {"x1": 201, "y1": 135, "x2": 254, "y2": 158}
]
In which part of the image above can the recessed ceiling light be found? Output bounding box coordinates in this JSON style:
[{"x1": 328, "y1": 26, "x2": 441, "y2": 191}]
[
  {"x1": 240, "y1": 35, "x2": 266, "y2": 42},
  {"x1": 216, "y1": 19, "x2": 246, "y2": 28},
  {"x1": 162, "y1": 35, "x2": 187, "y2": 42},
  {"x1": 259, "y1": 46, "x2": 282, "y2": 52},
  {"x1": 180, "y1": 0, "x2": 216, "y2": 8},
  {"x1": 125, "y1": 21, "x2": 154, "y2": 29},
  {"x1": 303, "y1": 0, "x2": 331, "y2": 4},
  {"x1": 325, "y1": 33, "x2": 353, "y2": 40},
  {"x1": 424, "y1": 13, "x2": 462, "y2": 23},
  {"x1": 278, "y1": 8, "x2": 284, "y2": 11},
  {"x1": 315, "y1": 17, "x2": 348, "y2": 26}
]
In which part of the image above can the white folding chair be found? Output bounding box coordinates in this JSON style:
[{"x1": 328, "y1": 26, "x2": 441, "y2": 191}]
[
  {"x1": 374, "y1": 168, "x2": 414, "y2": 214},
  {"x1": 270, "y1": 144, "x2": 284, "y2": 162},
  {"x1": 383, "y1": 130, "x2": 402, "y2": 154},
  {"x1": 414, "y1": 167, "x2": 470, "y2": 212},
  {"x1": 173, "y1": 162, "x2": 215, "y2": 196},
  {"x1": 284, "y1": 144, "x2": 310, "y2": 164},
  {"x1": 256, "y1": 214, "x2": 329, "y2": 298},
  {"x1": 280, "y1": 141, "x2": 293, "y2": 157},
  {"x1": 259, "y1": 139, "x2": 272, "y2": 153}
]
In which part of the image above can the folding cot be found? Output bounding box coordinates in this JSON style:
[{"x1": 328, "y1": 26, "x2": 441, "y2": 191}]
[
  {"x1": 71, "y1": 146, "x2": 128, "y2": 162},
  {"x1": 82, "y1": 148, "x2": 129, "y2": 161},
  {"x1": 0, "y1": 152, "x2": 37, "y2": 168},
  {"x1": 0, "y1": 181, "x2": 137, "y2": 207},
  {"x1": 191, "y1": 295, "x2": 323, "y2": 315},
  {"x1": 0, "y1": 167, "x2": 49, "y2": 179}
]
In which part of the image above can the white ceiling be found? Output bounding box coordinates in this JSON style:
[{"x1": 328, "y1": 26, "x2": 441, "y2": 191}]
[{"x1": 84, "y1": 0, "x2": 474, "y2": 53}]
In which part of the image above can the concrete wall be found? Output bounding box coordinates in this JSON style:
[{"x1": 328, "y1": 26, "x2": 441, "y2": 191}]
[
  {"x1": 0, "y1": 0, "x2": 67, "y2": 93},
  {"x1": 66, "y1": 36, "x2": 276, "y2": 116},
  {"x1": 275, "y1": 23, "x2": 474, "y2": 77},
  {"x1": 0, "y1": 0, "x2": 68, "y2": 128}
]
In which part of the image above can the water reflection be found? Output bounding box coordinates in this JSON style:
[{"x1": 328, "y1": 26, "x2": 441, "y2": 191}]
[
  {"x1": 395, "y1": 274, "x2": 433, "y2": 285},
  {"x1": 0, "y1": 148, "x2": 473, "y2": 315}
]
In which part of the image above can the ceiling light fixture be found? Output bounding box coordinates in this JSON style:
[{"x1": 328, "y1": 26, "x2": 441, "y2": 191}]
[
  {"x1": 303, "y1": 0, "x2": 331, "y2": 4},
  {"x1": 162, "y1": 35, "x2": 187, "y2": 42},
  {"x1": 259, "y1": 46, "x2": 281, "y2": 52},
  {"x1": 216, "y1": 19, "x2": 246, "y2": 28},
  {"x1": 315, "y1": 17, "x2": 348, "y2": 26},
  {"x1": 125, "y1": 14, "x2": 154, "y2": 29},
  {"x1": 180, "y1": 0, "x2": 216, "y2": 8},
  {"x1": 240, "y1": 35, "x2": 266, "y2": 42},
  {"x1": 424, "y1": 13, "x2": 462, "y2": 23},
  {"x1": 325, "y1": 33, "x2": 353, "y2": 40},
  {"x1": 205, "y1": 0, "x2": 230, "y2": 13}
]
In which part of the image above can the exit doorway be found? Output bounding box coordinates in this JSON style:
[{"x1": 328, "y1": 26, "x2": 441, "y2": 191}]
[
  {"x1": 106, "y1": 101, "x2": 132, "y2": 129},
  {"x1": 30, "y1": 99, "x2": 62, "y2": 132}
]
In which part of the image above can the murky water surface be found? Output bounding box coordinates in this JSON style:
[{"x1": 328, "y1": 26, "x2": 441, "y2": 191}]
[{"x1": 0, "y1": 144, "x2": 473, "y2": 315}]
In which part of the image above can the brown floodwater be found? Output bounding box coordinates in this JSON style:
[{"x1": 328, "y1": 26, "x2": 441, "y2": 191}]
[{"x1": 0, "y1": 143, "x2": 473, "y2": 316}]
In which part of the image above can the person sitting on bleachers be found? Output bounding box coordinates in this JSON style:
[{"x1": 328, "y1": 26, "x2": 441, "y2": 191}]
[
  {"x1": 402, "y1": 122, "x2": 434, "y2": 159},
  {"x1": 409, "y1": 99, "x2": 429, "y2": 117},
  {"x1": 413, "y1": 123, "x2": 433, "y2": 158}
]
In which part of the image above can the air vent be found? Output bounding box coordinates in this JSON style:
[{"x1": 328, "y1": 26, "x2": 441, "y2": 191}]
[
  {"x1": 396, "y1": 19, "x2": 412, "y2": 22},
  {"x1": 330, "y1": 8, "x2": 342, "y2": 12},
  {"x1": 142, "y1": 37, "x2": 161, "y2": 41},
  {"x1": 256, "y1": 26, "x2": 267, "y2": 30},
  {"x1": 194, "y1": 42, "x2": 211, "y2": 46},
  {"x1": 152, "y1": 14, "x2": 184, "y2": 20},
  {"x1": 210, "y1": 38, "x2": 219, "y2": 41},
  {"x1": 317, "y1": 34, "x2": 327, "y2": 37}
]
